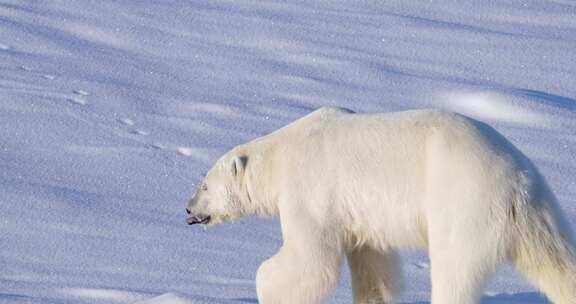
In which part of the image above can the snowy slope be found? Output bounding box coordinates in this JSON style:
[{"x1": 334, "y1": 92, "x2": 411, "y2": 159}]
[{"x1": 0, "y1": 1, "x2": 575, "y2": 303}]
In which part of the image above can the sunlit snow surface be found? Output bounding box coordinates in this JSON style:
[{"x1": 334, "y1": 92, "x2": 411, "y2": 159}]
[{"x1": 0, "y1": 1, "x2": 575, "y2": 303}]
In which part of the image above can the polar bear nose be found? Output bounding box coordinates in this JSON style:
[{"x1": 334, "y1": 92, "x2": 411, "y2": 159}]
[{"x1": 186, "y1": 208, "x2": 191, "y2": 214}]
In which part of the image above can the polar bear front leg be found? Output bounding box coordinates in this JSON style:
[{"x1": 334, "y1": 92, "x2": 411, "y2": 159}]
[
  {"x1": 256, "y1": 243, "x2": 343, "y2": 304},
  {"x1": 256, "y1": 208, "x2": 344, "y2": 304},
  {"x1": 347, "y1": 246, "x2": 401, "y2": 303}
]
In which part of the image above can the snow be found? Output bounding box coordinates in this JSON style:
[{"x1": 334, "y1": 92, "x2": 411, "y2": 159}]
[
  {"x1": 62, "y1": 288, "x2": 148, "y2": 303},
  {"x1": 440, "y1": 91, "x2": 550, "y2": 127},
  {"x1": 0, "y1": 1, "x2": 574, "y2": 303}
]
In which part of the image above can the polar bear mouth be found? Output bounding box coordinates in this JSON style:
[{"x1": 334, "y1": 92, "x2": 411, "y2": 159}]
[{"x1": 187, "y1": 215, "x2": 211, "y2": 225}]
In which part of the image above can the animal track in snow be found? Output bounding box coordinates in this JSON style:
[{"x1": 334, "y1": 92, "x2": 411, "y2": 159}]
[
  {"x1": 148, "y1": 143, "x2": 164, "y2": 150},
  {"x1": 117, "y1": 118, "x2": 149, "y2": 136},
  {"x1": 74, "y1": 89, "x2": 90, "y2": 96},
  {"x1": 176, "y1": 147, "x2": 194, "y2": 157},
  {"x1": 68, "y1": 97, "x2": 87, "y2": 105},
  {"x1": 118, "y1": 118, "x2": 135, "y2": 126},
  {"x1": 131, "y1": 129, "x2": 149, "y2": 136}
]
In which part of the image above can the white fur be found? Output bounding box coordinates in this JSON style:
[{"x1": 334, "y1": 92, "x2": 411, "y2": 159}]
[{"x1": 186, "y1": 107, "x2": 576, "y2": 304}]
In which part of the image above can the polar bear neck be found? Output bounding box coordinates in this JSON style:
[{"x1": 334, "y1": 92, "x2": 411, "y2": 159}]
[{"x1": 235, "y1": 141, "x2": 281, "y2": 218}]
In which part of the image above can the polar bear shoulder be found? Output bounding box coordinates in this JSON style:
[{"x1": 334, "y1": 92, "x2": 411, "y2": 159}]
[
  {"x1": 285, "y1": 106, "x2": 354, "y2": 129},
  {"x1": 252, "y1": 106, "x2": 355, "y2": 144}
]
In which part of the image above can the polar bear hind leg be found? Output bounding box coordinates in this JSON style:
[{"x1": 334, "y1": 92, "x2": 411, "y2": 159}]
[
  {"x1": 347, "y1": 245, "x2": 401, "y2": 304},
  {"x1": 426, "y1": 201, "x2": 506, "y2": 304},
  {"x1": 428, "y1": 235, "x2": 502, "y2": 304}
]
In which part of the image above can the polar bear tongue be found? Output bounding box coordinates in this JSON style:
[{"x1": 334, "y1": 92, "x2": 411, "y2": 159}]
[{"x1": 187, "y1": 215, "x2": 211, "y2": 225}]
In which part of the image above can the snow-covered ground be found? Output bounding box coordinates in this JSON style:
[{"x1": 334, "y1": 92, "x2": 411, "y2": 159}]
[{"x1": 0, "y1": 1, "x2": 575, "y2": 303}]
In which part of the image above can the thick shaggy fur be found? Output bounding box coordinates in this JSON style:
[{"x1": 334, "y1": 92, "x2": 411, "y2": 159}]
[{"x1": 186, "y1": 107, "x2": 576, "y2": 304}]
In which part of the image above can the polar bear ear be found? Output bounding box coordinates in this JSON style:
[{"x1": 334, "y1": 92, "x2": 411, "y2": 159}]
[{"x1": 230, "y1": 155, "x2": 248, "y2": 178}]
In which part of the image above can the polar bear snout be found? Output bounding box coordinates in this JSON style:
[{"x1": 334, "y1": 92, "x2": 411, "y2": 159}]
[
  {"x1": 186, "y1": 197, "x2": 211, "y2": 225},
  {"x1": 186, "y1": 214, "x2": 211, "y2": 225}
]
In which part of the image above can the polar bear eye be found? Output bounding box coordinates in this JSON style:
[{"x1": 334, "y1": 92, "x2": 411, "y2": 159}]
[{"x1": 201, "y1": 184, "x2": 208, "y2": 191}]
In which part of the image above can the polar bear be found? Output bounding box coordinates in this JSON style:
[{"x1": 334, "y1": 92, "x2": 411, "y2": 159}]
[{"x1": 185, "y1": 107, "x2": 576, "y2": 304}]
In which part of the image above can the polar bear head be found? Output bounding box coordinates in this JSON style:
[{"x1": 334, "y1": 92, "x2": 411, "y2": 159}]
[{"x1": 186, "y1": 152, "x2": 250, "y2": 226}]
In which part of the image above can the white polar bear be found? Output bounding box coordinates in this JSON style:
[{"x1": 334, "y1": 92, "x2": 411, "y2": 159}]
[{"x1": 185, "y1": 107, "x2": 576, "y2": 304}]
